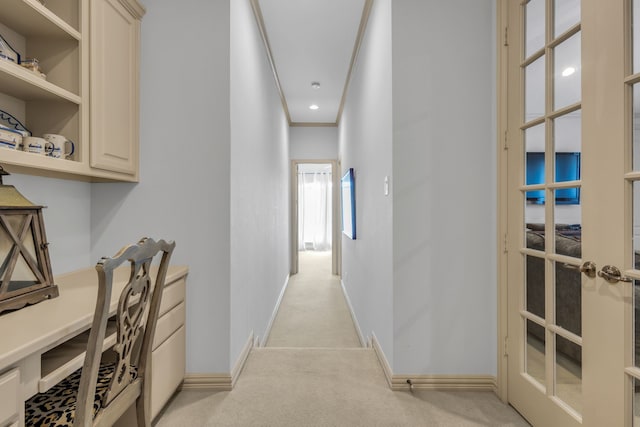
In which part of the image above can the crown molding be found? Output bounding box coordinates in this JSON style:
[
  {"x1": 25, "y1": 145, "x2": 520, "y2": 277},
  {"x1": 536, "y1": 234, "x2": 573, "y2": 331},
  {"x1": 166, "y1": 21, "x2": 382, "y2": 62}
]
[
  {"x1": 118, "y1": 0, "x2": 146, "y2": 19},
  {"x1": 250, "y1": 0, "x2": 293, "y2": 125},
  {"x1": 336, "y1": 0, "x2": 374, "y2": 126},
  {"x1": 251, "y1": 0, "x2": 373, "y2": 127}
]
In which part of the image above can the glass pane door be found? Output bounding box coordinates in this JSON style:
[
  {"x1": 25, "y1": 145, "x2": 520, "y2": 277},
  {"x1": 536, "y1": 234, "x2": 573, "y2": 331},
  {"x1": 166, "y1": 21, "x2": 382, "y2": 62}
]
[
  {"x1": 505, "y1": 0, "x2": 629, "y2": 425},
  {"x1": 522, "y1": 0, "x2": 583, "y2": 417}
]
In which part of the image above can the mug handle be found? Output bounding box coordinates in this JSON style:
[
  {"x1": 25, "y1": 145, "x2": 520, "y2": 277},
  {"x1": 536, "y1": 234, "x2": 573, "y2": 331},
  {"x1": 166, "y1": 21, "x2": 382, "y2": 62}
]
[{"x1": 65, "y1": 139, "x2": 75, "y2": 158}]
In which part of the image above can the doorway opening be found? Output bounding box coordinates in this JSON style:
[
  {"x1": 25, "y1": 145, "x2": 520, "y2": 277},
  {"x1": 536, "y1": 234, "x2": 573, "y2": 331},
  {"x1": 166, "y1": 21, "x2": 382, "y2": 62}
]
[{"x1": 290, "y1": 160, "x2": 340, "y2": 276}]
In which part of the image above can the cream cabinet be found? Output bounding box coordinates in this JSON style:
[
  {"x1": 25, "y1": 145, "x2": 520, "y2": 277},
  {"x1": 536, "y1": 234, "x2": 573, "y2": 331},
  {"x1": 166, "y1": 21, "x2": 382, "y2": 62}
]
[
  {"x1": 151, "y1": 276, "x2": 186, "y2": 420},
  {"x1": 89, "y1": 0, "x2": 142, "y2": 177},
  {"x1": 0, "y1": 368, "x2": 20, "y2": 427},
  {"x1": 0, "y1": 0, "x2": 144, "y2": 182}
]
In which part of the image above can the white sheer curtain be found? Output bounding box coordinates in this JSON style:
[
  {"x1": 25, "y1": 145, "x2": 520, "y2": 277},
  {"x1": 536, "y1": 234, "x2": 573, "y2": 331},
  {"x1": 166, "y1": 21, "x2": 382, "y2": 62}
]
[{"x1": 298, "y1": 171, "x2": 332, "y2": 251}]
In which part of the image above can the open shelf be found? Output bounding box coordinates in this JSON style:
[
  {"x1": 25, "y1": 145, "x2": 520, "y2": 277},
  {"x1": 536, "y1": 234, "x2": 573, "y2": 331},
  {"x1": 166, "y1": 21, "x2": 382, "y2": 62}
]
[
  {"x1": 0, "y1": 0, "x2": 80, "y2": 40},
  {"x1": 39, "y1": 319, "x2": 117, "y2": 393},
  {"x1": 0, "y1": 59, "x2": 80, "y2": 104},
  {"x1": 0, "y1": 149, "x2": 87, "y2": 177}
]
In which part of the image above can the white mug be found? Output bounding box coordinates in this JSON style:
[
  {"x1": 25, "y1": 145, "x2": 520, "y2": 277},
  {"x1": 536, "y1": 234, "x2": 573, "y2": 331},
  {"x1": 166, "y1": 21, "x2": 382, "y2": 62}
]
[
  {"x1": 43, "y1": 134, "x2": 75, "y2": 159},
  {"x1": 22, "y1": 136, "x2": 48, "y2": 155},
  {"x1": 0, "y1": 128, "x2": 22, "y2": 150}
]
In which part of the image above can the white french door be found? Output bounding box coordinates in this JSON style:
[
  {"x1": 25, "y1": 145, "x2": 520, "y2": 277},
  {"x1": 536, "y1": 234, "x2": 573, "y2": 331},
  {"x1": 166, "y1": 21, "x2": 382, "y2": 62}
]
[{"x1": 504, "y1": 0, "x2": 640, "y2": 425}]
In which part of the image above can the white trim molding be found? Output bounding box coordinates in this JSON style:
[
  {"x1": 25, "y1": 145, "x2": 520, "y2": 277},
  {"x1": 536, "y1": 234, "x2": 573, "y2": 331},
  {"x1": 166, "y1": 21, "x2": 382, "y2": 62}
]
[
  {"x1": 182, "y1": 332, "x2": 255, "y2": 391},
  {"x1": 118, "y1": 0, "x2": 146, "y2": 19},
  {"x1": 181, "y1": 374, "x2": 232, "y2": 391},
  {"x1": 231, "y1": 331, "x2": 255, "y2": 387},
  {"x1": 371, "y1": 334, "x2": 497, "y2": 392},
  {"x1": 261, "y1": 275, "x2": 290, "y2": 346},
  {"x1": 250, "y1": 0, "x2": 373, "y2": 126},
  {"x1": 340, "y1": 279, "x2": 366, "y2": 347}
]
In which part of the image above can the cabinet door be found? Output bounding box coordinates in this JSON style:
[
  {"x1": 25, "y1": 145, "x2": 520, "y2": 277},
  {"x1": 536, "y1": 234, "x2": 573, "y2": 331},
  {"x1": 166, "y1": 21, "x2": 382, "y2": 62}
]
[
  {"x1": 90, "y1": 0, "x2": 142, "y2": 177},
  {"x1": 0, "y1": 368, "x2": 20, "y2": 427}
]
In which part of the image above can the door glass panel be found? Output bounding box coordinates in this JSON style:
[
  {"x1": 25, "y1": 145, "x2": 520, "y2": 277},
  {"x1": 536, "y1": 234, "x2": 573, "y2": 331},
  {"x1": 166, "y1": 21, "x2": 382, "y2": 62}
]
[
  {"x1": 555, "y1": 334, "x2": 582, "y2": 414},
  {"x1": 634, "y1": 376, "x2": 640, "y2": 426},
  {"x1": 634, "y1": 0, "x2": 640, "y2": 73},
  {"x1": 526, "y1": 0, "x2": 546, "y2": 58},
  {"x1": 554, "y1": 33, "x2": 581, "y2": 110},
  {"x1": 555, "y1": 261, "x2": 581, "y2": 336},
  {"x1": 555, "y1": 188, "x2": 582, "y2": 255},
  {"x1": 527, "y1": 318, "x2": 546, "y2": 388},
  {"x1": 525, "y1": 124, "x2": 546, "y2": 210},
  {"x1": 527, "y1": 255, "x2": 546, "y2": 318},
  {"x1": 555, "y1": 0, "x2": 580, "y2": 37},
  {"x1": 635, "y1": 280, "x2": 640, "y2": 368},
  {"x1": 554, "y1": 112, "x2": 582, "y2": 182},
  {"x1": 526, "y1": 57, "x2": 546, "y2": 121},
  {"x1": 526, "y1": 123, "x2": 546, "y2": 159},
  {"x1": 633, "y1": 84, "x2": 640, "y2": 171},
  {"x1": 634, "y1": 182, "x2": 640, "y2": 267}
]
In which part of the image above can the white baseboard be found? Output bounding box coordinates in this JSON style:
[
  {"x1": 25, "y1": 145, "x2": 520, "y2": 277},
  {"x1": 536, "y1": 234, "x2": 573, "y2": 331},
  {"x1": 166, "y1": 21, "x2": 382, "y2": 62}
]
[
  {"x1": 181, "y1": 374, "x2": 232, "y2": 391},
  {"x1": 340, "y1": 279, "x2": 366, "y2": 347},
  {"x1": 371, "y1": 334, "x2": 497, "y2": 392},
  {"x1": 261, "y1": 274, "x2": 290, "y2": 346},
  {"x1": 371, "y1": 332, "x2": 393, "y2": 387},
  {"x1": 182, "y1": 332, "x2": 255, "y2": 391},
  {"x1": 231, "y1": 331, "x2": 254, "y2": 387}
]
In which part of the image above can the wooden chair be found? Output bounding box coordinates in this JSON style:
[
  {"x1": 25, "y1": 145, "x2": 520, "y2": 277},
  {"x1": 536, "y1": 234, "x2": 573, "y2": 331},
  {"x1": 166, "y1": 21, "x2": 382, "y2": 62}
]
[{"x1": 25, "y1": 237, "x2": 175, "y2": 427}]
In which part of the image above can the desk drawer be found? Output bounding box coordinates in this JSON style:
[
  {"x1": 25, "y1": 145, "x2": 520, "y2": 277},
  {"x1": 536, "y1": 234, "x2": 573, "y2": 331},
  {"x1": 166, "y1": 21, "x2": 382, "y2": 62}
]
[
  {"x1": 154, "y1": 302, "x2": 185, "y2": 351},
  {"x1": 151, "y1": 326, "x2": 185, "y2": 420},
  {"x1": 159, "y1": 278, "x2": 185, "y2": 318},
  {"x1": 0, "y1": 368, "x2": 19, "y2": 427}
]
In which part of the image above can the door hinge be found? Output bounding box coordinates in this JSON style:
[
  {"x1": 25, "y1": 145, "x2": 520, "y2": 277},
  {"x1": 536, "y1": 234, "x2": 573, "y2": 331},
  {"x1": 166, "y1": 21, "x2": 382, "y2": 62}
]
[
  {"x1": 503, "y1": 233, "x2": 508, "y2": 254},
  {"x1": 504, "y1": 26, "x2": 509, "y2": 47},
  {"x1": 504, "y1": 336, "x2": 509, "y2": 357},
  {"x1": 503, "y1": 130, "x2": 508, "y2": 150}
]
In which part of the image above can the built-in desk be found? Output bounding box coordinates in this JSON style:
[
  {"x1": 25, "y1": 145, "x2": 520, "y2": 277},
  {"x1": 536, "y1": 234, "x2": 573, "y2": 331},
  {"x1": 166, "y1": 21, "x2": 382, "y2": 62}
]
[{"x1": 0, "y1": 265, "x2": 188, "y2": 427}]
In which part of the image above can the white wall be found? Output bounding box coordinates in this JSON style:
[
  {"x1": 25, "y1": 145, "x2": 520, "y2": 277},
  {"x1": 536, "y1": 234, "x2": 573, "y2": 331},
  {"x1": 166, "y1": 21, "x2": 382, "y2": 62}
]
[
  {"x1": 338, "y1": 0, "x2": 394, "y2": 363},
  {"x1": 91, "y1": 0, "x2": 232, "y2": 373},
  {"x1": 5, "y1": 0, "x2": 288, "y2": 376},
  {"x1": 229, "y1": 0, "x2": 290, "y2": 360},
  {"x1": 290, "y1": 127, "x2": 338, "y2": 160},
  {"x1": 5, "y1": 173, "x2": 91, "y2": 273},
  {"x1": 391, "y1": 0, "x2": 496, "y2": 374}
]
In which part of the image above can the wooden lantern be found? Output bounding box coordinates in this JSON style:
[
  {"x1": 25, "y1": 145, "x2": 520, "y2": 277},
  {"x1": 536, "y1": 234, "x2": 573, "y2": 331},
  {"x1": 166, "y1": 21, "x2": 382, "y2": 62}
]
[{"x1": 0, "y1": 166, "x2": 58, "y2": 314}]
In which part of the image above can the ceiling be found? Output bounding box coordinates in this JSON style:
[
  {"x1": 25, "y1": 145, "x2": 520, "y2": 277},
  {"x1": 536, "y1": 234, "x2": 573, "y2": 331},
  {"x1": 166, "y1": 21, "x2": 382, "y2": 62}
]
[{"x1": 254, "y1": 0, "x2": 369, "y2": 125}]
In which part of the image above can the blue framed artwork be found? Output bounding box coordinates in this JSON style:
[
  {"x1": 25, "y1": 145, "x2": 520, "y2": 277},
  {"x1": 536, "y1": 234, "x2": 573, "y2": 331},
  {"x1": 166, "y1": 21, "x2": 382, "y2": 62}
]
[{"x1": 341, "y1": 168, "x2": 356, "y2": 239}]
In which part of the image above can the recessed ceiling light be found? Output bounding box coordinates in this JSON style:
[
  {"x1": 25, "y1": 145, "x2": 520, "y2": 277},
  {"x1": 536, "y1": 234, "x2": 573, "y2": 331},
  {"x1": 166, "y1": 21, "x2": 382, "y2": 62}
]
[
  {"x1": 309, "y1": 104, "x2": 319, "y2": 110},
  {"x1": 311, "y1": 82, "x2": 320, "y2": 89},
  {"x1": 562, "y1": 67, "x2": 576, "y2": 77}
]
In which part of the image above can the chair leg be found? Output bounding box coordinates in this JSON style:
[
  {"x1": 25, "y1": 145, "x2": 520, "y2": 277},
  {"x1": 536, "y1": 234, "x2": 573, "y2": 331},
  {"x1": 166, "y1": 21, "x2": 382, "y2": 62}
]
[{"x1": 136, "y1": 394, "x2": 151, "y2": 427}]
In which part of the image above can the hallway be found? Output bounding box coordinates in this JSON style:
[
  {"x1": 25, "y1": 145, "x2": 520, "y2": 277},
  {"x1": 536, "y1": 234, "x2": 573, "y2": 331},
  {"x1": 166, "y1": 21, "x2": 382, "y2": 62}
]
[
  {"x1": 266, "y1": 251, "x2": 360, "y2": 348},
  {"x1": 155, "y1": 252, "x2": 530, "y2": 426}
]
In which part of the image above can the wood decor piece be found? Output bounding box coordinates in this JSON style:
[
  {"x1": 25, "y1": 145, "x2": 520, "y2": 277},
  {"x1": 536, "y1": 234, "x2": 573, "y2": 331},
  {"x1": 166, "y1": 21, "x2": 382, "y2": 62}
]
[{"x1": 0, "y1": 166, "x2": 57, "y2": 314}]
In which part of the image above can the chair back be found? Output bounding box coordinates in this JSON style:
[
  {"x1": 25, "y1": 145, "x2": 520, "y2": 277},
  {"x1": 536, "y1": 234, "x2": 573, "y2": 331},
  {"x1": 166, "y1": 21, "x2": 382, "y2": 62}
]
[{"x1": 75, "y1": 237, "x2": 175, "y2": 426}]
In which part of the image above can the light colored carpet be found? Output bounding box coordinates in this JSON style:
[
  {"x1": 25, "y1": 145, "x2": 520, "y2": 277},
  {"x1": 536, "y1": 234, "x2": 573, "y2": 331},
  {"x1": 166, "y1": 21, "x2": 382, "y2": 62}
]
[
  {"x1": 266, "y1": 251, "x2": 361, "y2": 348},
  {"x1": 155, "y1": 348, "x2": 530, "y2": 426},
  {"x1": 154, "y1": 250, "x2": 530, "y2": 426}
]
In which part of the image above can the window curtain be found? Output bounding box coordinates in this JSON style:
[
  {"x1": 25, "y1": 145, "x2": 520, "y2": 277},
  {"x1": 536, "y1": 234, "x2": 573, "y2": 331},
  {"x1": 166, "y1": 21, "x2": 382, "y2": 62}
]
[{"x1": 298, "y1": 171, "x2": 332, "y2": 251}]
